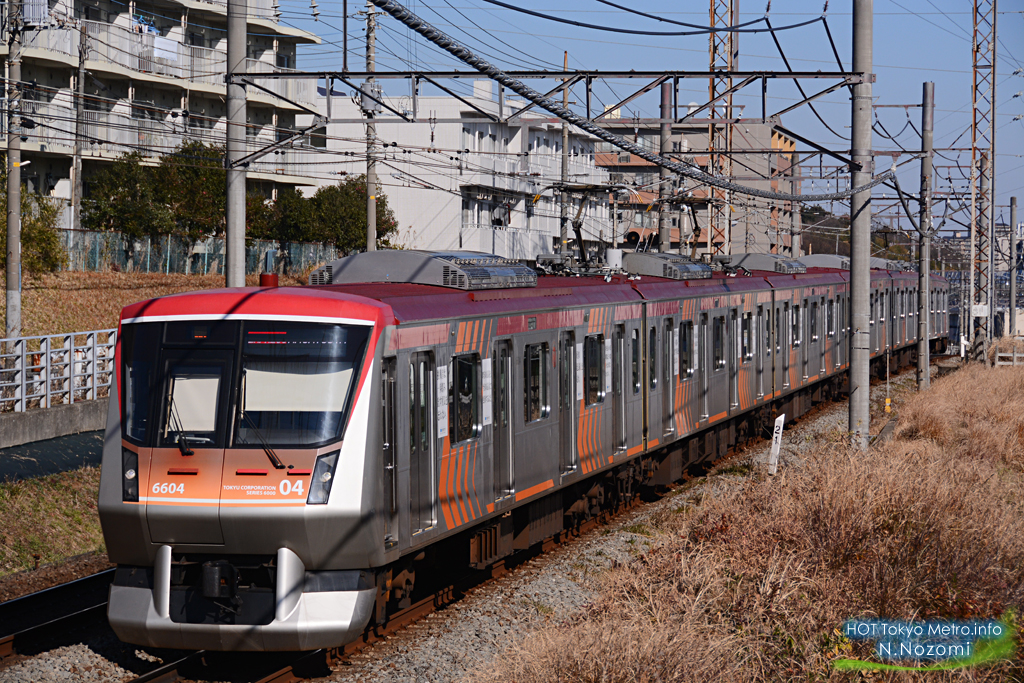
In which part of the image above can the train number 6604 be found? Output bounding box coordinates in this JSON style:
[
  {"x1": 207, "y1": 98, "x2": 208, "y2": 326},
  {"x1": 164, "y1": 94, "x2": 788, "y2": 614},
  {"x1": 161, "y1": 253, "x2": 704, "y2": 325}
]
[{"x1": 152, "y1": 482, "x2": 185, "y2": 494}]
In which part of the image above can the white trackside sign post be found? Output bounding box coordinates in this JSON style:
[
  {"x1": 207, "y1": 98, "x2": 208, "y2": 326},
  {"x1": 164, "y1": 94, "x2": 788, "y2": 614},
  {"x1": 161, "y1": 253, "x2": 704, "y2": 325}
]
[{"x1": 769, "y1": 413, "x2": 785, "y2": 476}]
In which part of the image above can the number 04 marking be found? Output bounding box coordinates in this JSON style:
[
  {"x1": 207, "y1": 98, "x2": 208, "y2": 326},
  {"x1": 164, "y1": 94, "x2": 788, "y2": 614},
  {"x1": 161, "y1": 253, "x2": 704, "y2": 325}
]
[{"x1": 279, "y1": 479, "x2": 305, "y2": 496}]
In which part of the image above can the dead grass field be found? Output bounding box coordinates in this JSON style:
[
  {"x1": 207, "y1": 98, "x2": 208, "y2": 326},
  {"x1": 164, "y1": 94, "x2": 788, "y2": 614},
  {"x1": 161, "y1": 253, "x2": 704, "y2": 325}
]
[
  {"x1": 0, "y1": 466, "x2": 105, "y2": 576},
  {"x1": 0, "y1": 271, "x2": 306, "y2": 337},
  {"x1": 477, "y1": 365, "x2": 1024, "y2": 682}
]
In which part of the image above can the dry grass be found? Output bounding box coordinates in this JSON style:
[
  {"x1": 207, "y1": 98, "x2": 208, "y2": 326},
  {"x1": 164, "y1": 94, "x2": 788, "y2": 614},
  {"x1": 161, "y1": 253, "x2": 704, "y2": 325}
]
[
  {"x1": 477, "y1": 367, "x2": 1024, "y2": 682},
  {"x1": 0, "y1": 466, "x2": 105, "y2": 576},
  {"x1": 0, "y1": 271, "x2": 306, "y2": 337},
  {"x1": 988, "y1": 336, "x2": 1024, "y2": 363}
]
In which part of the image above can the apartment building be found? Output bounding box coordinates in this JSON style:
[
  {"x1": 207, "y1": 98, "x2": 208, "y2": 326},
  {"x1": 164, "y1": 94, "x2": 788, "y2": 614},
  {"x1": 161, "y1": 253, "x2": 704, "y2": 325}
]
[
  {"x1": 596, "y1": 122, "x2": 802, "y2": 257},
  {"x1": 298, "y1": 80, "x2": 610, "y2": 260},
  {"x1": 1, "y1": 0, "x2": 320, "y2": 213}
]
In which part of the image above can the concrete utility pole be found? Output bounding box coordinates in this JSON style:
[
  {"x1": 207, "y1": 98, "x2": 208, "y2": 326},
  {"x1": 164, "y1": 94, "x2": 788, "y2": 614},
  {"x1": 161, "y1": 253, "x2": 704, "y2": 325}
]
[
  {"x1": 612, "y1": 193, "x2": 618, "y2": 248},
  {"x1": 790, "y1": 152, "x2": 801, "y2": 257},
  {"x1": 658, "y1": 81, "x2": 671, "y2": 252},
  {"x1": 848, "y1": 0, "x2": 873, "y2": 449},
  {"x1": 1011, "y1": 196, "x2": 1018, "y2": 336},
  {"x1": 225, "y1": 0, "x2": 247, "y2": 287},
  {"x1": 365, "y1": 0, "x2": 377, "y2": 252},
  {"x1": 559, "y1": 51, "x2": 569, "y2": 255},
  {"x1": 916, "y1": 81, "x2": 934, "y2": 390},
  {"x1": 6, "y1": 8, "x2": 22, "y2": 339},
  {"x1": 73, "y1": 24, "x2": 87, "y2": 233}
]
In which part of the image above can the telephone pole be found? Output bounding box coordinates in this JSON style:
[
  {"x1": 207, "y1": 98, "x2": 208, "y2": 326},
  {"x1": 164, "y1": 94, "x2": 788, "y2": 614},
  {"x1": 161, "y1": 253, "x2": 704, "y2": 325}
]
[
  {"x1": 6, "y1": 5, "x2": 23, "y2": 339},
  {"x1": 1010, "y1": 196, "x2": 1018, "y2": 335},
  {"x1": 658, "y1": 81, "x2": 671, "y2": 252},
  {"x1": 916, "y1": 81, "x2": 934, "y2": 390},
  {"x1": 225, "y1": 0, "x2": 247, "y2": 287},
  {"x1": 848, "y1": 0, "x2": 873, "y2": 449},
  {"x1": 559, "y1": 50, "x2": 569, "y2": 255},
  {"x1": 365, "y1": 0, "x2": 377, "y2": 251},
  {"x1": 73, "y1": 24, "x2": 87, "y2": 233}
]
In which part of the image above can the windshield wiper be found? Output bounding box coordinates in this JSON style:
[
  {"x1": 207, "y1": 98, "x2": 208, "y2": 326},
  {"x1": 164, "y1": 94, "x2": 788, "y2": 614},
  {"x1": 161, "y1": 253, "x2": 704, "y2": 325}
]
[
  {"x1": 241, "y1": 410, "x2": 286, "y2": 470},
  {"x1": 237, "y1": 373, "x2": 285, "y2": 469},
  {"x1": 167, "y1": 395, "x2": 195, "y2": 456}
]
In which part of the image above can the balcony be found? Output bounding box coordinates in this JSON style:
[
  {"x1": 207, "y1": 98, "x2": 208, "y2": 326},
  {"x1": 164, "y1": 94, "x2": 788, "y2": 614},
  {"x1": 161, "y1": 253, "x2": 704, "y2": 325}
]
[
  {"x1": 10, "y1": 101, "x2": 317, "y2": 181},
  {"x1": 243, "y1": 58, "x2": 315, "y2": 107}
]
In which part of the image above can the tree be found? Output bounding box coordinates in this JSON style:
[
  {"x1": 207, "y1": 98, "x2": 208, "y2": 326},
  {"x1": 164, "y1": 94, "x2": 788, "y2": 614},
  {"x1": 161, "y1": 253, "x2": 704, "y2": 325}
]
[
  {"x1": 0, "y1": 167, "x2": 68, "y2": 274},
  {"x1": 270, "y1": 188, "x2": 315, "y2": 242},
  {"x1": 307, "y1": 175, "x2": 399, "y2": 252},
  {"x1": 156, "y1": 141, "x2": 226, "y2": 244},
  {"x1": 82, "y1": 151, "x2": 173, "y2": 242}
]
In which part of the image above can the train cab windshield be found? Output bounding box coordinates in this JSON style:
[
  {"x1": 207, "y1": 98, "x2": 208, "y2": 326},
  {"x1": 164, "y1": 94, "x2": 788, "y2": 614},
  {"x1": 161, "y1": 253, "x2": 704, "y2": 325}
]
[{"x1": 120, "y1": 320, "x2": 371, "y2": 449}]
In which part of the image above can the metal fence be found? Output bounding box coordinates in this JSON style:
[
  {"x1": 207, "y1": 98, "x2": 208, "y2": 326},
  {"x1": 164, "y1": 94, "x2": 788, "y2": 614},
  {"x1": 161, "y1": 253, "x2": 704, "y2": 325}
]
[
  {"x1": 0, "y1": 329, "x2": 117, "y2": 414},
  {"x1": 61, "y1": 229, "x2": 339, "y2": 277}
]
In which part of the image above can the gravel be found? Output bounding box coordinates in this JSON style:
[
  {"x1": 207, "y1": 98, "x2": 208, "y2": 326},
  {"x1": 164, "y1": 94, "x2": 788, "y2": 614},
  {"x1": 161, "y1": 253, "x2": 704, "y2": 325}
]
[{"x1": 0, "y1": 367, "x2": 929, "y2": 683}]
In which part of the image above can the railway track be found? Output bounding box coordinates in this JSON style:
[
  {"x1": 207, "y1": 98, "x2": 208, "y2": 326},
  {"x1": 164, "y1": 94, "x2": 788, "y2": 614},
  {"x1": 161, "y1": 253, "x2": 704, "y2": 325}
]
[{"x1": 0, "y1": 362, "x2": 950, "y2": 683}]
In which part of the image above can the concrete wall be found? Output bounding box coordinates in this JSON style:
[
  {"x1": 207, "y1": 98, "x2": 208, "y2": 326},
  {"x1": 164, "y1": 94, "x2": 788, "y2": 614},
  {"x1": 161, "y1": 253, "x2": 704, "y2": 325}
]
[{"x1": 0, "y1": 399, "x2": 110, "y2": 449}]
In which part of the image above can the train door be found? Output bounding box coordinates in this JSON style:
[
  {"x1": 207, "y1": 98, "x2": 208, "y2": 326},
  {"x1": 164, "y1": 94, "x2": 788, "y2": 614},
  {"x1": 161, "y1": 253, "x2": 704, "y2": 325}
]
[
  {"x1": 644, "y1": 321, "x2": 661, "y2": 445},
  {"x1": 782, "y1": 301, "x2": 790, "y2": 387},
  {"x1": 663, "y1": 318, "x2": 675, "y2": 438},
  {"x1": 757, "y1": 306, "x2": 766, "y2": 399},
  {"x1": 774, "y1": 302, "x2": 784, "y2": 393},
  {"x1": 493, "y1": 340, "x2": 514, "y2": 501},
  {"x1": 559, "y1": 331, "x2": 578, "y2": 475},
  {"x1": 699, "y1": 313, "x2": 709, "y2": 420},
  {"x1": 408, "y1": 351, "x2": 436, "y2": 535},
  {"x1": 382, "y1": 358, "x2": 397, "y2": 549},
  {"x1": 708, "y1": 311, "x2": 729, "y2": 419},
  {"x1": 729, "y1": 309, "x2": 739, "y2": 410},
  {"x1": 613, "y1": 324, "x2": 626, "y2": 451},
  {"x1": 149, "y1": 347, "x2": 233, "y2": 545}
]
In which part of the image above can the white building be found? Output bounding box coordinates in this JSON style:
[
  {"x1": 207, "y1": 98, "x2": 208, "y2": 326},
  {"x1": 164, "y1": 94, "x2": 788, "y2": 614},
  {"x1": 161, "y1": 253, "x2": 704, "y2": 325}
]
[
  {"x1": 1, "y1": 0, "x2": 320, "y2": 212},
  {"x1": 298, "y1": 80, "x2": 610, "y2": 260}
]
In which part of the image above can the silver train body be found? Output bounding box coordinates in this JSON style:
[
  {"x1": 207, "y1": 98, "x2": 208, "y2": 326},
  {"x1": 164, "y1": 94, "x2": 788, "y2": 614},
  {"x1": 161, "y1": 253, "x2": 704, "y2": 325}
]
[{"x1": 98, "y1": 250, "x2": 950, "y2": 651}]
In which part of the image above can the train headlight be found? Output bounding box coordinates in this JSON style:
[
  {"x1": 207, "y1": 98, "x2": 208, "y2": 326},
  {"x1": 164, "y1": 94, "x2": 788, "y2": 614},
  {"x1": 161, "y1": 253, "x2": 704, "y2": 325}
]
[
  {"x1": 122, "y1": 448, "x2": 139, "y2": 502},
  {"x1": 307, "y1": 450, "x2": 340, "y2": 505}
]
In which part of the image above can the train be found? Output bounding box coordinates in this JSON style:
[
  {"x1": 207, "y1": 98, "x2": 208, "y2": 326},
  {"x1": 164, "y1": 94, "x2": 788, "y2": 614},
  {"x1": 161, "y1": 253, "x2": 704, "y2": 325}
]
[{"x1": 98, "y1": 249, "x2": 950, "y2": 651}]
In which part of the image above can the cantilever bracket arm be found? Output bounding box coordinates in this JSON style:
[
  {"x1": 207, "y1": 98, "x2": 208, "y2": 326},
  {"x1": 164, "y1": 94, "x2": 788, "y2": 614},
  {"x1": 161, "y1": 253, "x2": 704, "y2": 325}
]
[
  {"x1": 677, "y1": 76, "x2": 758, "y2": 123},
  {"x1": 230, "y1": 120, "x2": 323, "y2": 168},
  {"x1": 417, "y1": 74, "x2": 499, "y2": 122},
  {"x1": 592, "y1": 75, "x2": 669, "y2": 121},
  {"x1": 332, "y1": 74, "x2": 414, "y2": 121},
  {"x1": 506, "y1": 74, "x2": 584, "y2": 121},
  {"x1": 234, "y1": 76, "x2": 322, "y2": 119},
  {"x1": 772, "y1": 124, "x2": 858, "y2": 171},
  {"x1": 770, "y1": 79, "x2": 853, "y2": 120}
]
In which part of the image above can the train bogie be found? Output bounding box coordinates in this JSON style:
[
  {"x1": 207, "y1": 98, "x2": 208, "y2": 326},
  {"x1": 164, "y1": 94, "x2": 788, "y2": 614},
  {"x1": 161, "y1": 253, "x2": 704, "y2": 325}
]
[{"x1": 98, "y1": 250, "x2": 950, "y2": 651}]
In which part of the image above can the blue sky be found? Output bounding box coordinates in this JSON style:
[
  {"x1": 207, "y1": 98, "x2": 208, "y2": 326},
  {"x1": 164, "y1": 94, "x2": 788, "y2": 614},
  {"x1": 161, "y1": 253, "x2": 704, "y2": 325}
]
[{"x1": 275, "y1": 0, "x2": 1024, "y2": 233}]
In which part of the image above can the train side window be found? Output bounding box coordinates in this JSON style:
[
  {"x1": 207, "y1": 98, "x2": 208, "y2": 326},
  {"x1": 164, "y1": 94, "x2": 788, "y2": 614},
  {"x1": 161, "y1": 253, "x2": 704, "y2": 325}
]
[
  {"x1": 713, "y1": 316, "x2": 725, "y2": 370},
  {"x1": 741, "y1": 312, "x2": 752, "y2": 360},
  {"x1": 827, "y1": 299, "x2": 835, "y2": 337},
  {"x1": 810, "y1": 301, "x2": 819, "y2": 341},
  {"x1": 523, "y1": 343, "x2": 549, "y2": 422},
  {"x1": 764, "y1": 307, "x2": 771, "y2": 356},
  {"x1": 792, "y1": 305, "x2": 801, "y2": 347},
  {"x1": 449, "y1": 353, "x2": 481, "y2": 443},
  {"x1": 680, "y1": 321, "x2": 693, "y2": 376},
  {"x1": 780, "y1": 303, "x2": 787, "y2": 352},
  {"x1": 649, "y1": 326, "x2": 658, "y2": 389},
  {"x1": 631, "y1": 328, "x2": 641, "y2": 394},
  {"x1": 584, "y1": 335, "x2": 605, "y2": 405},
  {"x1": 665, "y1": 319, "x2": 675, "y2": 382}
]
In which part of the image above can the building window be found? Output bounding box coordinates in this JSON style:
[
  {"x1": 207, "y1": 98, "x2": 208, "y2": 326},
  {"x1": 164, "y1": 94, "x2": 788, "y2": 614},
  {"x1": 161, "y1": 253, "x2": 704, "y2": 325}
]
[
  {"x1": 449, "y1": 354, "x2": 480, "y2": 443},
  {"x1": 523, "y1": 343, "x2": 549, "y2": 422}
]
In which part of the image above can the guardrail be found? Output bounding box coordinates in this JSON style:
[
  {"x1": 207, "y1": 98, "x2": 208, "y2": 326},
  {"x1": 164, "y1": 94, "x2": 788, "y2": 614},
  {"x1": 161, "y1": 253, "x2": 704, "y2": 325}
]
[{"x1": 0, "y1": 329, "x2": 117, "y2": 413}]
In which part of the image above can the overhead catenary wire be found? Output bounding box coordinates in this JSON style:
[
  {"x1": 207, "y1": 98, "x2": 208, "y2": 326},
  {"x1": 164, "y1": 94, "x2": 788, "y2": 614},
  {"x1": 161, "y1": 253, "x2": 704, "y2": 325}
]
[
  {"x1": 366, "y1": 0, "x2": 894, "y2": 203},
  {"x1": 476, "y1": 0, "x2": 824, "y2": 37}
]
